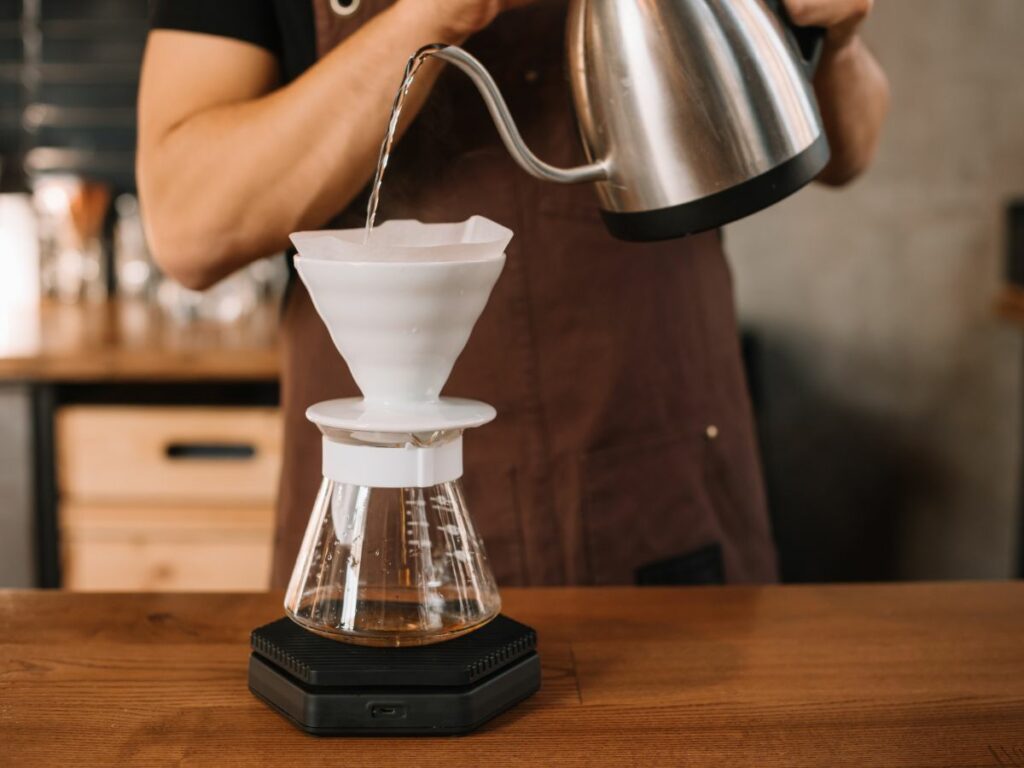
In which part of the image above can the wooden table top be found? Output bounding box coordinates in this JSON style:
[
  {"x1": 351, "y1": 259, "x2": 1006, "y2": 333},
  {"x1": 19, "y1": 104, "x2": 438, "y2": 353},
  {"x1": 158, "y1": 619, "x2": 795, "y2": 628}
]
[
  {"x1": 0, "y1": 298, "x2": 280, "y2": 382},
  {"x1": 3, "y1": 583, "x2": 1024, "y2": 767}
]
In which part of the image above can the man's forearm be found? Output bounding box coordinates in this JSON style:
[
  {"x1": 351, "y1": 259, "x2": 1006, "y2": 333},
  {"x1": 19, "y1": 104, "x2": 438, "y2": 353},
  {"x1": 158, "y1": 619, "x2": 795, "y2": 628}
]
[
  {"x1": 813, "y1": 36, "x2": 890, "y2": 186},
  {"x1": 139, "y1": 1, "x2": 468, "y2": 289}
]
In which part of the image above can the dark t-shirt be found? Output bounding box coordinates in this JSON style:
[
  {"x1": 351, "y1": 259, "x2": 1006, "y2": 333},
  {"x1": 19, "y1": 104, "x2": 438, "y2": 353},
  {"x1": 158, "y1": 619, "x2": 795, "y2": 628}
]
[{"x1": 150, "y1": 0, "x2": 316, "y2": 83}]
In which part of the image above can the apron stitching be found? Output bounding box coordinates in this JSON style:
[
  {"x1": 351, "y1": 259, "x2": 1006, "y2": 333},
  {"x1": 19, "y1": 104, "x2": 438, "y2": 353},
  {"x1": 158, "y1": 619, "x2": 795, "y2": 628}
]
[
  {"x1": 507, "y1": 465, "x2": 530, "y2": 585},
  {"x1": 692, "y1": 249, "x2": 753, "y2": 579},
  {"x1": 508, "y1": 175, "x2": 560, "y2": 585},
  {"x1": 691, "y1": 251, "x2": 718, "y2": 418},
  {"x1": 580, "y1": 453, "x2": 599, "y2": 584}
]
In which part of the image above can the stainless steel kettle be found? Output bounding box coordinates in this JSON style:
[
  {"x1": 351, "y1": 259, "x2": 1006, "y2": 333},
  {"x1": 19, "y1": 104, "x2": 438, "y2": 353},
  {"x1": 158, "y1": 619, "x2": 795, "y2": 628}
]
[{"x1": 433, "y1": 0, "x2": 830, "y2": 241}]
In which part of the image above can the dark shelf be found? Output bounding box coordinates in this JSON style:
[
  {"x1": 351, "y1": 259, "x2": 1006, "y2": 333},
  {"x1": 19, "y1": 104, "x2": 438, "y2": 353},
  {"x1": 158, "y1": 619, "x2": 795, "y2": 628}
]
[
  {"x1": 3, "y1": 0, "x2": 148, "y2": 190},
  {"x1": 39, "y1": 0, "x2": 149, "y2": 22}
]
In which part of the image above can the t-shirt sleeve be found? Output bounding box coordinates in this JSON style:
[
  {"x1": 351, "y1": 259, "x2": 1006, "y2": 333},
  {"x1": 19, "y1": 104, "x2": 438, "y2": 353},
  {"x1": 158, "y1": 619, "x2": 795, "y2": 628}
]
[{"x1": 150, "y1": 0, "x2": 282, "y2": 56}]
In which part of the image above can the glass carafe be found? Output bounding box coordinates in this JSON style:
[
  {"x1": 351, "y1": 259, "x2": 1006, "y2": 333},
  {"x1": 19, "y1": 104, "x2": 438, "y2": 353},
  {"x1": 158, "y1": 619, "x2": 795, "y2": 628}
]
[
  {"x1": 284, "y1": 430, "x2": 501, "y2": 647},
  {"x1": 286, "y1": 217, "x2": 511, "y2": 647}
]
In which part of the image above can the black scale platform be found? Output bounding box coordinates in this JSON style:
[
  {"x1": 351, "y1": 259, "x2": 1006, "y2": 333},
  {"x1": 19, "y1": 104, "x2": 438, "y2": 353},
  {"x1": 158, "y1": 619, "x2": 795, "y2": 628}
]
[{"x1": 248, "y1": 614, "x2": 540, "y2": 735}]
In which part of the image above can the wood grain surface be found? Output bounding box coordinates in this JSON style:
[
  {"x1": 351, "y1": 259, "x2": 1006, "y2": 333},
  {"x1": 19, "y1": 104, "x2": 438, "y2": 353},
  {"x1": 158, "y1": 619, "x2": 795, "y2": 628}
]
[
  {"x1": 0, "y1": 298, "x2": 279, "y2": 382},
  {"x1": 2, "y1": 584, "x2": 1024, "y2": 767}
]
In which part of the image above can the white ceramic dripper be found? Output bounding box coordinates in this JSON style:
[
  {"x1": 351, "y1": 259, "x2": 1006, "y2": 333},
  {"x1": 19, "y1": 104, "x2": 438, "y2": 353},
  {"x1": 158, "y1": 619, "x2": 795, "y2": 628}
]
[
  {"x1": 292, "y1": 216, "x2": 510, "y2": 406},
  {"x1": 284, "y1": 217, "x2": 511, "y2": 646}
]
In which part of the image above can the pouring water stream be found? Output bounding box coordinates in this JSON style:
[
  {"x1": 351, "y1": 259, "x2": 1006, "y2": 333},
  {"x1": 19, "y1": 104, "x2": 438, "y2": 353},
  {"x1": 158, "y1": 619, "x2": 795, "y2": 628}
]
[{"x1": 364, "y1": 44, "x2": 447, "y2": 243}]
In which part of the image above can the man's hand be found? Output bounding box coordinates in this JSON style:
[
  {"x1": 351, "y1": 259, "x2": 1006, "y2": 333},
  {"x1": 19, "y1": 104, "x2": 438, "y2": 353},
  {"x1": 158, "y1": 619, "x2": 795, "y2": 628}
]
[
  {"x1": 783, "y1": 0, "x2": 889, "y2": 185},
  {"x1": 784, "y1": 0, "x2": 873, "y2": 52},
  {"x1": 424, "y1": 0, "x2": 538, "y2": 41}
]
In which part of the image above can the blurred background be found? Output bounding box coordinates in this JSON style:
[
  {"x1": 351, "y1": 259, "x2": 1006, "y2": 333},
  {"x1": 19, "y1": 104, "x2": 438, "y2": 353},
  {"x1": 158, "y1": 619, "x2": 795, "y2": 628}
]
[
  {"x1": 0, "y1": 0, "x2": 285, "y2": 591},
  {"x1": 0, "y1": 0, "x2": 1021, "y2": 591},
  {"x1": 730, "y1": 1, "x2": 1024, "y2": 582}
]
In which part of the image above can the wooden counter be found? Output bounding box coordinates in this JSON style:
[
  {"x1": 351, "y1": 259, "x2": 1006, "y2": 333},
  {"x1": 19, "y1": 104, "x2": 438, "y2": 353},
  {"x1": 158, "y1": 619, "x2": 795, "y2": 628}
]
[
  {"x1": 3, "y1": 583, "x2": 1024, "y2": 766},
  {"x1": 0, "y1": 298, "x2": 280, "y2": 382}
]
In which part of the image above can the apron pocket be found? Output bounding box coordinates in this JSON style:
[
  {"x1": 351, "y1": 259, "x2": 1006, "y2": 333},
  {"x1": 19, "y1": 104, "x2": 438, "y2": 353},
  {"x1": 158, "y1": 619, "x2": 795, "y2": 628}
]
[
  {"x1": 461, "y1": 463, "x2": 528, "y2": 587},
  {"x1": 634, "y1": 543, "x2": 725, "y2": 586},
  {"x1": 582, "y1": 436, "x2": 725, "y2": 585}
]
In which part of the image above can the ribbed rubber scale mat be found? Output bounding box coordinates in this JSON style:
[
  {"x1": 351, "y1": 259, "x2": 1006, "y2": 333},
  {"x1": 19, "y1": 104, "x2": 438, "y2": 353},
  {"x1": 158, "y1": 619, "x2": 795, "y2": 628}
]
[{"x1": 251, "y1": 615, "x2": 537, "y2": 687}]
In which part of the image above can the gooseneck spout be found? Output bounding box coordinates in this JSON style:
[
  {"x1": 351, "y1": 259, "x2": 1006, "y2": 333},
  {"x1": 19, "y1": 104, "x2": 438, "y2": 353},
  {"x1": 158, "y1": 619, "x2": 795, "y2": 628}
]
[{"x1": 431, "y1": 45, "x2": 609, "y2": 185}]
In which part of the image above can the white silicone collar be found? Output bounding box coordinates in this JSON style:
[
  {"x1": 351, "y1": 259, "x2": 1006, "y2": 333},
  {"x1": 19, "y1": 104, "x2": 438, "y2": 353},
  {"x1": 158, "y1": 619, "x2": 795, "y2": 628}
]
[{"x1": 322, "y1": 436, "x2": 463, "y2": 488}]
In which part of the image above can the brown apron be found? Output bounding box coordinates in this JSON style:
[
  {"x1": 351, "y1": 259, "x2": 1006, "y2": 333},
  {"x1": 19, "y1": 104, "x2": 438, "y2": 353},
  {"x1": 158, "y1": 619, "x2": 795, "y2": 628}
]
[{"x1": 272, "y1": 0, "x2": 778, "y2": 587}]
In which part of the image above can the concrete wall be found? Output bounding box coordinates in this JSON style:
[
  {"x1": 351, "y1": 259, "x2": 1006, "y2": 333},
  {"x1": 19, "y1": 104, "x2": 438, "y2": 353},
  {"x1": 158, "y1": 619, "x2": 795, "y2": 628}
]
[
  {"x1": 0, "y1": 385, "x2": 35, "y2": 586},
  {"x1": 726, "y1": 1, "x2": 1024, "y2": 580}
]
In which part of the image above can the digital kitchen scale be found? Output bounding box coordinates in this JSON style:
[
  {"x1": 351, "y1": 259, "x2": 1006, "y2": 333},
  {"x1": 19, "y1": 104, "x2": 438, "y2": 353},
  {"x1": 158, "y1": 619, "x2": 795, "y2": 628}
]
[{"x1": 248, "y1": 614, "x2": 540, "y2": 735}]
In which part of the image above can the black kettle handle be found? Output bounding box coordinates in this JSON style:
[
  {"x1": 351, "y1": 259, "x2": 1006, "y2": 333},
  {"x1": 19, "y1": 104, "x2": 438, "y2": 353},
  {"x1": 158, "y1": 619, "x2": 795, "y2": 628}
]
[{"x1": 765, "y1": 0, "x2": 827, "y2": 76}]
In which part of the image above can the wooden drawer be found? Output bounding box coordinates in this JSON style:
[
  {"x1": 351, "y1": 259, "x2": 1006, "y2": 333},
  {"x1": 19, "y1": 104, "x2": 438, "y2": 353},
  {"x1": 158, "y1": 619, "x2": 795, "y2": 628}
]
[
  {"x1": 61, "y1": 503, "x2": 274, "y2": 592},
  {"x1": 57, "y1": 406, "x2": 281, "y2": 506}
]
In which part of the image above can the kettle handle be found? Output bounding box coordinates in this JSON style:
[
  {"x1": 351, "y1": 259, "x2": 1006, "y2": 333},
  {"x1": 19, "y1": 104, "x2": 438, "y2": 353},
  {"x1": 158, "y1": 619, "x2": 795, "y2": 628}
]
[{"x1": 764, "y1": 0, "x2": 827, "y2": 76}]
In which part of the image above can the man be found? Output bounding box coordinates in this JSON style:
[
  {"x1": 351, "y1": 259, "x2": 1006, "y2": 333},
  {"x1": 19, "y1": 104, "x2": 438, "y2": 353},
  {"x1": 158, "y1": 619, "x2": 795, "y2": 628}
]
[{"x1": 138, "y1": 0, "x2": 888, "y2": 587}]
